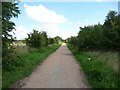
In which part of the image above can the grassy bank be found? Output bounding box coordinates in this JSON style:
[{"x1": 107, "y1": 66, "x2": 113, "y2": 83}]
[
  {"x1": 67, "y1": 44, "x2": 119, "y2": 88},
  {"x1": 2, "y1": 44, "x2": 60, "y2": 88},
  {"x1": 85, "y1": 51, "x2": 118, "y2": 73}
]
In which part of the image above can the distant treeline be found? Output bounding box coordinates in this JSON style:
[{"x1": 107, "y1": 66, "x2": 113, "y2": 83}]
[
  {"x1": 67, "y1": 10, "x2": 120, "y2": 51},
  {"x1": 25, "y1": 29, "x2": 63, "y2": 48}
]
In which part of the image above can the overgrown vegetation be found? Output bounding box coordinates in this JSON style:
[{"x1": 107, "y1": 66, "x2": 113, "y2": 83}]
[
  {"x1": 68, "y1": 44, "x2": 119, "y2": 88},
  {"x1": 2, "y1": 44, "x2": 60, "y2": 88},
  {"x1": 2, "y1": 2, "x2": 20, "y2": 71},
  {"x1": 67, "y1": 10, "x2": 120, "y2": 51},
  {"x1": 85, "y1": 51, "x2": 118, "y2": 73},
  {"x1": 67, "y1": 10, "x2": 120, "y2": 88}
]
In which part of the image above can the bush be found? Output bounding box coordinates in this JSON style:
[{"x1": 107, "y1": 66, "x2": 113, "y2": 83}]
[
  {"x1": 67, "y1": 10, "x2": 120, "y2": 51},
  {"x1": 2, "y1": 47, "x2": 23, "y2": 71},
  {"x1": 25, "y1": 30, "x2": 48, "y2": 48}
]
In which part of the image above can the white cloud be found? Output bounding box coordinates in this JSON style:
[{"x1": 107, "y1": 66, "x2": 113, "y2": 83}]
[
  {"x1": 24, "y1": 4, "x2": 68, "y2": 24},
  {"x1": 68, "y1": 21, "x2": 72, "y2": 24},
  {"x1": 11, "y1": 23, "x2": 80, "y2": 40},
  {"x1": 23, "y1": 4, "x2": 74, "y2": 39},
  {"x1": 13, "y1": 25, "x2": 29, "y2": 40},
  {"x1": 33, "y1": 24, "x2": 78, "y2": 39},
  {"x1": 14, "y1": 4, "x2": 83, "y2": 40},
  {"x1": 41, "y1": 24, "x2": 71, "y2": 39},
  {"x1": 41, "y1": 24, "x2": 60, "y2": 37}
]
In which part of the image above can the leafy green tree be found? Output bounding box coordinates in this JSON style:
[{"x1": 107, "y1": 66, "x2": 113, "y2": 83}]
[
  {"x1": 68, "y1": 36, "x2": 78, "y2": 48},
  {"x1": 67, "y1": 11, "x2": 120, "y2": 88},
  {"x1": 54, "y1": 36, "x2": 63, "y2": 44},
  {"x1": 88, "y1": 24, "x2": 104, "y2": 49},
  {"x1": 26, "y1": 30, "x2": 48, "y2": 48},
  {"x1": 103, "y1": 10, "x2": 120, "y2": 49},
  {"x1": 2, "y1": 2, "x2": 20, "y2": 70},
  {"x1": 48, "y1": 38, "x2": 54, "y2": 45},
  {"x1": 26, "y1": 30, "x2": 41, "y2": 48},
  {"x1": 68, "y1": 10, "x2": 120, "y2": 51},
  {"x1": 40, "y1": 31, "x2": 48, "y2": 47}
]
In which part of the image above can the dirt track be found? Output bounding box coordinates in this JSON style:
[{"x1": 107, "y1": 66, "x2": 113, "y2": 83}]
[{"x1": 18, "y1": 43, "x2": 89, "y2": 88}]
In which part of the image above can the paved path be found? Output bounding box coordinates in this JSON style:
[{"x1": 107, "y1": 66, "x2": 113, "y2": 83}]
[{"x1": 19, "y1": 43, "x2": 89, "y2": 88}]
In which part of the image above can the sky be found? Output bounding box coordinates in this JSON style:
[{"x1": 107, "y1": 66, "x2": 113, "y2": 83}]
[{"x1": 11, "y1": 0, "x2": 119, "y2": 40}]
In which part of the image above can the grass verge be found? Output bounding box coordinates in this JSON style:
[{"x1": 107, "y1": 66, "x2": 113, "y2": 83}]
[
  {"x1": 67, "y1": 44, "x2": 119, "y2": 88},
  {"x1": 85, "y1": 51, "x2": 118, "y2": 73},
  {"x1": 2, "y1": 44, "x2": 60, "y2": 88}
]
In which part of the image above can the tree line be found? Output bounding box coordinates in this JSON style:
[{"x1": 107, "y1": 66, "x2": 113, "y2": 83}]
[
  {"x1": 67, "y1": 10, "x2": 120, "y2": 51},
  {"x1": 25, "y1": 29, "x2": 63, "y2": 48}
]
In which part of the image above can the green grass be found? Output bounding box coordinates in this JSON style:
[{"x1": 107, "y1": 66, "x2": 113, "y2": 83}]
[
  {"x1": 14, "y1": 45, "x2": 28, "y2": 54},
  {"x1": 85, "y1": 51, "x2": 118, "y2": 73},
  {"x1": 67, "y1": 44, "x2": 119, "y2": 88},
  {"x1": 2, "y1": 44, "x2": 60, "y2": 88}
]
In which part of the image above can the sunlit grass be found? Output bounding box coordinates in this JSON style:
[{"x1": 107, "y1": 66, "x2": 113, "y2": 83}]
[
  {"x1": 2, "y1": 44, "x2": 60, "y2": 88},
  {"x1": 67, "y1": 44, "x2": 119, "y2": 88},
  {"x1": 85, "y1": 51, "x2": 118, "y2": 73}
]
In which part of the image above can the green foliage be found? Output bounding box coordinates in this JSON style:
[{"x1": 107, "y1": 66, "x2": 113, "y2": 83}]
[
  {"x1": 67, "y1": 36, "x2": 78, "y2": 48},
  {"x1": 68, "y1": 44, "x2": 119, "y2": 88},
  {"x1": 54, "y1": 36, "x2": 63, "y2": 44},
  {"x1": 86, "y1": 51, "x2": 118, "y2": 73},
  {"x1": 2, "y1": 47, "x2": 23, "y2": 71},
  {"x1": 3, "y1": 45, "x2": 60, "y2": 88},
  {"x1": 25, "y1": 30, "x2": 63, "y2": 48},
  {"x1": 67, "y1": 10, "x2": 120, "y2": 51},
  {"x1": 103, "y1": 11, "x2": 120, "y2": 49},
  {"x1": 67, "y1": 11, "x2": 120, "y2": 88},
  {"x1": 48, "y1": 38, "x2": 54, "y2": 45},
  {"x1": 2, "y1": 2, "x2": 20, "y2": 70},
  {"x1": 25, "y1": 30, "x2": 48, "y2": 48}
]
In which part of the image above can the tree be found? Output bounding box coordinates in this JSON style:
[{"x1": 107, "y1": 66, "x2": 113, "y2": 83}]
[
  {"x1": 2, "y1": 2, "x2": 20, "y2": 70},
  {"x1": 25, "y1": 30, "x2": 48, "y2": 48},
  {"x1": 103, "y1": 10, "x2": 120, "y2": 50},
  {"x1": 68, "y1": 36, "x2": 78, "y2": 48},
  {"x1": 26, "y1": 30, "x2": 41, "y2": 48},
  {"x1": 54, "y1": 36, "x2": 63, "y2": 44},
  {"x1": 40, "y1": 31, "x2": 48, "y2": 47},
  {"x1": 68, "y1": 10, "x2": 120, "y2": 51},
  {"x1": 48, "y1": 38, "x2": 54, "y2": 45}
]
